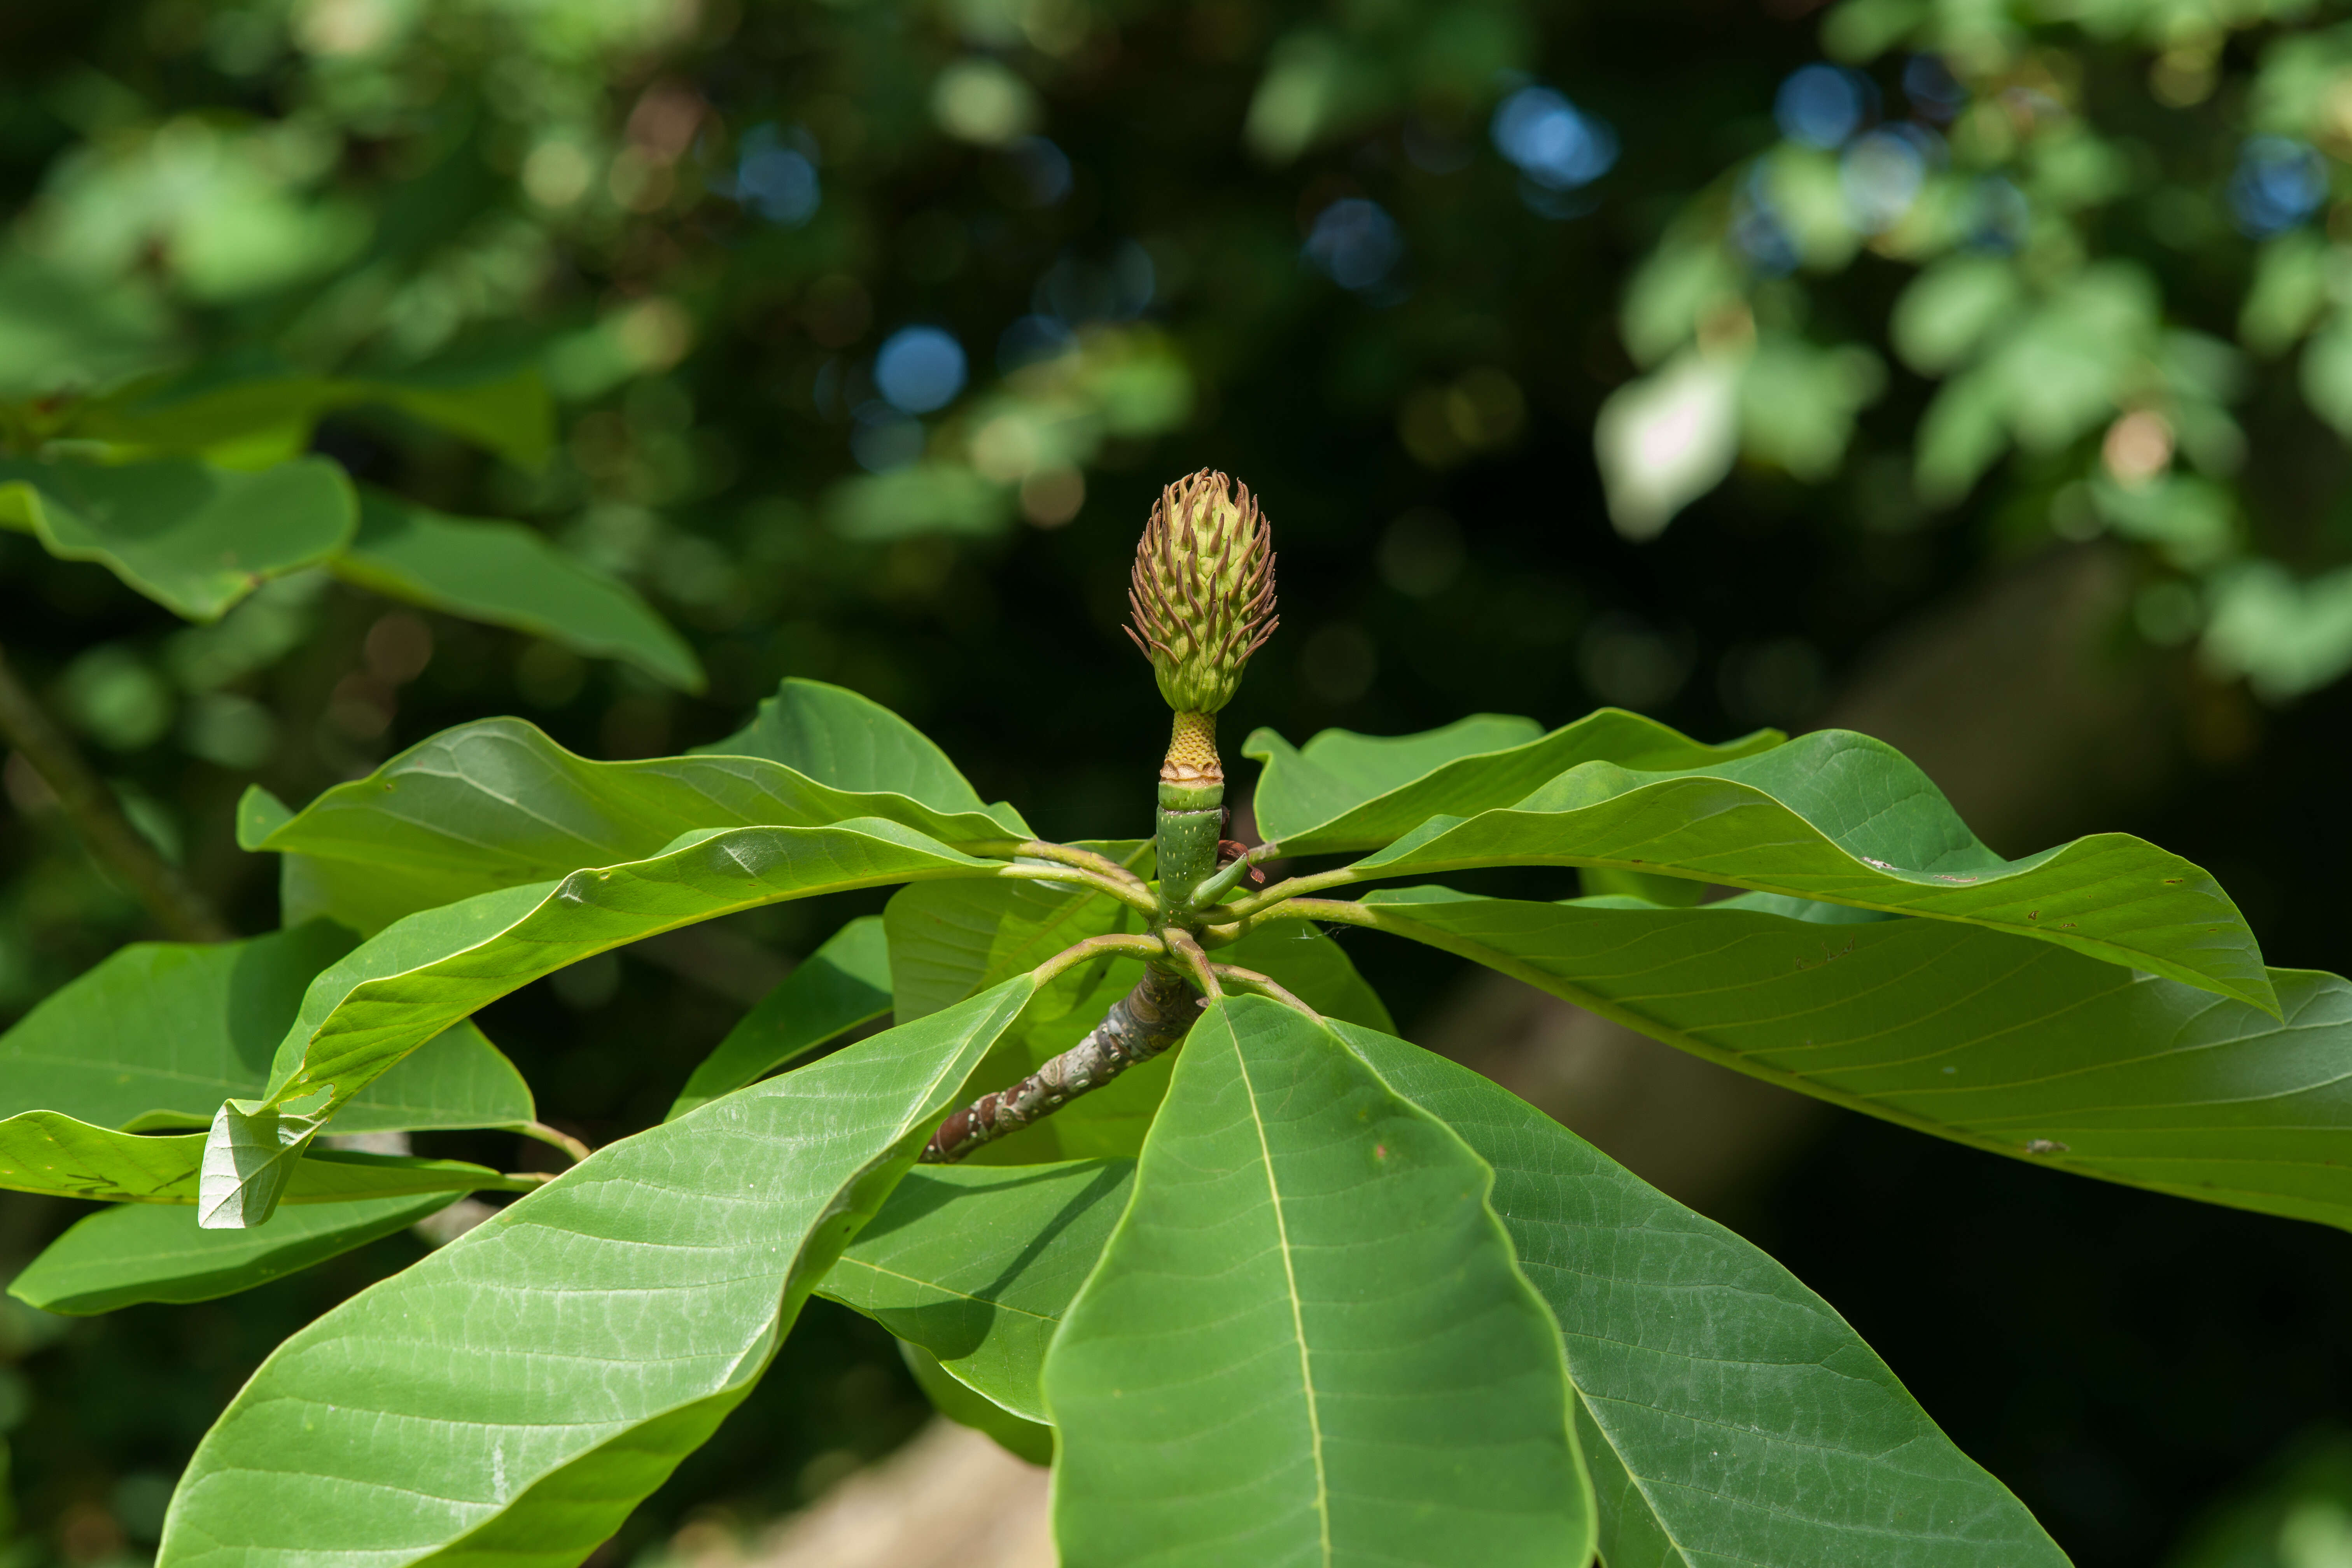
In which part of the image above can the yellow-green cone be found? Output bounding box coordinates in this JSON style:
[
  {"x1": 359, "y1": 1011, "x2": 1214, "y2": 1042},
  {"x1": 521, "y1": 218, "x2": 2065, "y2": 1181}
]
[{"x1": 1124, "y1": 469, "x2": 1279, "y2": 720}]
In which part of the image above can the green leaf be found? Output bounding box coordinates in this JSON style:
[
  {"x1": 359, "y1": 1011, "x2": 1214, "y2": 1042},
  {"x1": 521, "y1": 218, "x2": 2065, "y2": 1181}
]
[
  {"x1": 200, "y1": 1095, "x2": 333, "y2": 1230},
  {"x1": 156, "y1": 980, "x2": 1037, "y2": 1568},
  {"x1": 1243, "y1": 708, "x2": 1781, "y2": 856},
  {"x1": 821, "y1": 1159, "x2": 1136, "y2": 1423},
  {"x1": 332, "y1": 489, "x2": 702, "y2": 691},
  {"x1": 833, "y1": 1020, "x2": 2073, "y2": 1568},
  {"x1": 699, "y1": 677, "x2": 1023, "y2": 832},
  {"x1": 667, "y1": 915, "x2": 892, "y2": 1119},
  {"x1": 1347, "y1": 887, "x2": 2352, "y2": 1232},
  {"x1": 65, "y1": 363, "x2": 554, "y2": 471},
  {"x1": 212, "y1": 821, "x2": 1003, "y2": 1225},
  {"x1": 0, "y1": 456, "x2": 355, "y2": 621},
  {"x1": 249, "y1": 714, "x2": 1029, "y2": 933},
  {"x1": 362, "y1": 366, "x2": 555, "y2": 471},
  {"x1": 0, "y1": 923, "x2": 532, "y2": 1135},
  {"x1": 899, "y1": 1340, "x2": 1055, "y2": 1466},
  {"x1": 1044, "y1": 996, "x2": 1595, "y2": 1568},
  {"x1": 0, "y1": 1111, "x2": 516, "y2": 1205},
  {"x1": 9, "y1": 1193, "x2": 458, "y2": 1316},
  {"x1": 1347, "y1": 728, "x2": 2273, "y2": 1013},
  {"x1": 1334, "y1": 1023, "x2": 2071, "y2": 1568}
]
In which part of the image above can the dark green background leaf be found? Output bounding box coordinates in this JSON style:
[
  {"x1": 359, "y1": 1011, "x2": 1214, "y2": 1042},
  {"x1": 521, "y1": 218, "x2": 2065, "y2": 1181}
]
[
  {"x1": 0, "y1": 456, "x2": 354, "y2": 621},
  {"x1": 333, "y1": 490, "x2": 702, "y2": 690}
]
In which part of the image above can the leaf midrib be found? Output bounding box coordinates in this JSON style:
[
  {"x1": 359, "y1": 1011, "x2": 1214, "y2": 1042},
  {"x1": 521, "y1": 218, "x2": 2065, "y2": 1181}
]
[{"x1": 1230, "y1": 1041, "x2": 1332, "y2": 1567}]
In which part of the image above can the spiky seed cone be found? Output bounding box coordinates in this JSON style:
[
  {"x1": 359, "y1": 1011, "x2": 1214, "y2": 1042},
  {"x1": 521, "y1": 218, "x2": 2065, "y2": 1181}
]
[{"x1": 1125, "y1": 470, "x2": 1279, "y2": 719}]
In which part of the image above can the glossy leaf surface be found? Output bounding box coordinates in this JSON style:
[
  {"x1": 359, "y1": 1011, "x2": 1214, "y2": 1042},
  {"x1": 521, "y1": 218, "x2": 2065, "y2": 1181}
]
[
  {"x1": 0, "y1": 456, "x2": 354, "y2": 620},
  {"x1": 156, "y1": 980, "x2": 1035, "y2": 1568},
  {"x1": 1045, "y1": 996, "x2": 1594, "y2": 1568},
  {"x1": 1353, "y1": 887, "x2": 2352, "y2": 1230},
  {"x1": 9, "y1": 1193, "x2": 458, "y2": 1315},
  {"x1": 1337, "y1": 1023, "x2": 2071, "y2": 1568},
  {"x1": 247, "y1": 714, "x2": 1017, "y2": 934},
  {"x1": 1347, "y1": 729, "x2": 2272, "y2": 1011},
  {"x1": 0, "y1": 923, "x2": 531, "y2": 1134},
  {"x1": 333, "y1": 490, "x2": 700, "y2": 690},
  {"x1": 699, "y1": 677, "x2": 1024, "y2": 833},
  {"x1": 211, "y1": 821, "x2": 1001, "y2": 1224},
  {"x1": 821, "y1": 1159, "x2": 1135, "y2": 1423},
  {"x1": 0, "y1": 1111, "x2": 514, "y2": 1205},
  {"x1": 1243, "y1": 708, "x2": 1780, "y2": 855},
  {"x1": 667, "y1": 915, "x2": 892, "y2": 1119}
]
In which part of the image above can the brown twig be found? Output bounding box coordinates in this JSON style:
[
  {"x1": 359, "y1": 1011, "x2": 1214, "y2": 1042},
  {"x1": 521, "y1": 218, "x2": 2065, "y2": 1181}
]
[
  {"x1": 922, "y1": 964, "x2": 1196, "y2": 1164},
  {"x1": 0, "y1": 640, "x2": 231, "y2": 942}
]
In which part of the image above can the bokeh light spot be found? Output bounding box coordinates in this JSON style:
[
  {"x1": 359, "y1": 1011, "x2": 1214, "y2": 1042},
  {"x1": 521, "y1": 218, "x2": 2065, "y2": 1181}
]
[
  {"x1": 2229, "y1": 136, "x2": 2327, "y2": 237},
  {"x1": 1304, "y1": 199, "x2": 1401, "y2": 291},
  {"x1": 873, "y1": 326, "x2": 968, "y2": 413},
  {"x1": 1490, "y1": 87, "x2": 1618, "y2": 191},
  {"x1": 1777, "y1": 64, "x2": 1871, "y2": 149}
]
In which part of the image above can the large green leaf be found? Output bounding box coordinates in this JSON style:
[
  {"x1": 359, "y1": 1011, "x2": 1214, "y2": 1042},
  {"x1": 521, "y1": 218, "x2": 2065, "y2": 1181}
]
[
  {"x1": 698, "y1": 677, "x2": 1022, "y2": 831},
  {"x1": 1243, "y1": 708, "x2": 1782, "y2": 855},
  {"x1": 0, "y1": 456, "x2": 355, "y2": 621},
  {"x1": 1336, "y1": 1023, "x2": 2072, "y2": 1568},
  {"x1": 824, "y1": 1017, "x2": 2073, "y2": 1568},
  {"x1": 245, "y1": 712, "x2": 1027, "y2": 933},
  {"x1": 667, "y1": 915, "x2": 892, "y2": 1119},
  {"x1": 0, "y1": 923, "x2": 532, "y2": 1135},
  {"x1": 1044, "y1": 996, "x2": 1595, "y2": 1568},
  {"x1": 9, "y1": 1193, "x2": 459, "y2": 1316},
  {"x1": 332, "y1": 490, "x2": 702, "y2": 691},
  {"x1": 1341, "y1": 729, "x2": 2272, "y2": 1012},
  {"x1": 1348, "y1": 887, "x2": 2352, "y2": 1231},
  {"x1": 156, "y1": 980, "x2": 1036, "y2": 1568},
  {"x1": 821, "y1": 1159, "x2": 1136, "y2": 1423},
  {"x1": 0, "y1": 1111, "x2": 518, "y2": 1205},
  {"x1": 210, "y1": 822, "x2": 1003, "y2": 1225}
]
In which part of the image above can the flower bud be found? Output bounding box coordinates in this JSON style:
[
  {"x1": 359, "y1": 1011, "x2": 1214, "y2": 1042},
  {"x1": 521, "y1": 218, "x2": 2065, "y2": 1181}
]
[{"x1": 1124, "y1": 470, "x2": 1278, "y2": 718}]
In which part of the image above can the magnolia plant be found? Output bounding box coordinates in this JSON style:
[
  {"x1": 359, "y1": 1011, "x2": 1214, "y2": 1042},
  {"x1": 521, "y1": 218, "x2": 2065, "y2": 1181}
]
[{"x1": 0, "y1": 468, "x2": 2334, "y2": 1567}]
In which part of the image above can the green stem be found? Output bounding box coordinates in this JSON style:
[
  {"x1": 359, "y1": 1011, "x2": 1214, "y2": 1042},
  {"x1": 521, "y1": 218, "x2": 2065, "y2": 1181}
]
[
  {"x1": 1161, "y1": 927, "x2": 1221, "y2": 998},
  {"x1": 0, "y1": 640, "x2": 231, "y2": 943},
  {"x1": 1155, "y1": 781, "x2": 1225, "y2": 913},
  {"x1": 1208, "y1": 962, "x2": 1318, "y2": 1018},
  {"x1": 1183, "y1": 840, "x2": 1279, "y2": 914},
  {"x1": 517, "y1": 1122, "x2": 593, "y2": 1164},
  {"x1": 1217, "y1": 866, "x2": 1366, "y2": 922},
  {"x1": 968, "y1": 838, "x2": 1152, "y2": 893},
  {"x1": 1031, "y1": 932, "x2": 1167, "y2": 989},
  {"x1": 995, "y1": 861, "x2": 1161, "y2": 917}
]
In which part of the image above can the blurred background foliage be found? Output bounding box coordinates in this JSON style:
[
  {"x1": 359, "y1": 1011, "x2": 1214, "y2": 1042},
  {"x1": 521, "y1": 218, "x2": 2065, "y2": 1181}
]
[{"x1": 9, "y1": 0, "x2": 2352, "y2": 1563}]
